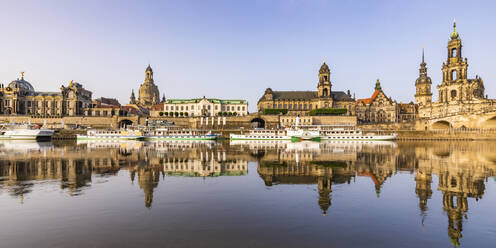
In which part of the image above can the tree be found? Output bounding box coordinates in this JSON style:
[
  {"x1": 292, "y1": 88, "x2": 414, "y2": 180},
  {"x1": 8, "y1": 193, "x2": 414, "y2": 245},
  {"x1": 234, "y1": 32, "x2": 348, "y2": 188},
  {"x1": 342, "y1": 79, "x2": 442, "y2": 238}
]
[
  {"x1": 169, "y1": 112, "x2": 174, "y2": 117},
  {"x1": 233, "y1": 112, "x2": 238, "y2": 116},
  {"x1": 184, "y1": 112, "x2": 189, "y2": 117},
  {"x1": 174, "y1": 112, "x2": 179, "y2": 117},
  {"x1": 159, "y1": 112, "x2": 164, "y2": 116},
  {"x1": 164, "y1": 112, "x2": 169, "y2": 116}
]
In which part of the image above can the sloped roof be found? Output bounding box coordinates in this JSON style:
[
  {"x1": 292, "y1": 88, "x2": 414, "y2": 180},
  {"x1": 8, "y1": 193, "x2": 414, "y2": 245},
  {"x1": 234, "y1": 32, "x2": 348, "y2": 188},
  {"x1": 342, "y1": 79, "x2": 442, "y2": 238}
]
[
  {"x1": 149, "y1": 104, "x2": 164, "y2": 111},
  {"x1": 260, "y1": 90, "x2": 353, "y2": 102},
  {"x1": 356, "y1": 90, "x2": 380, "y2": 105}
]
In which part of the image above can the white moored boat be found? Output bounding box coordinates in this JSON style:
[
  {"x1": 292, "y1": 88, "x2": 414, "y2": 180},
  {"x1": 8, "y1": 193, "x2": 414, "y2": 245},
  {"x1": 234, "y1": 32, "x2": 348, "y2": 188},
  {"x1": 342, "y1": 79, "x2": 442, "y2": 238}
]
[
  {"x1": 144, "y1": 128, "x2": 219, "y2": 141},
  {"x1": 76, "y1": 129, "x2": 145, "y2": 141},
  {"x1": 0, "y1": 124, "x2": 54, "y2": 140},
  {"x1": 230, "y1": 116, "x2": 397, "y2": 141}
]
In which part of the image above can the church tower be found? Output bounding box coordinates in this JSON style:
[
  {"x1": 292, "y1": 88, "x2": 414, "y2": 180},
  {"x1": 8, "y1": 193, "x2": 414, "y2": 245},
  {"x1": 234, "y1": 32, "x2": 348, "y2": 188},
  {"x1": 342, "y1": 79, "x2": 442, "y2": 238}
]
[
  {"x1": 137, "y1": 65, "x2": 160, "y2": 107},
  {"x1": 415, "y1": 47, "x2": 432, "y2": 106},
  {"x1": 438, "y1": 20, "x2": 469, "y2": 103},
  {"x1": 317, "y1": 61, "x2": 332, "y2": 98}
]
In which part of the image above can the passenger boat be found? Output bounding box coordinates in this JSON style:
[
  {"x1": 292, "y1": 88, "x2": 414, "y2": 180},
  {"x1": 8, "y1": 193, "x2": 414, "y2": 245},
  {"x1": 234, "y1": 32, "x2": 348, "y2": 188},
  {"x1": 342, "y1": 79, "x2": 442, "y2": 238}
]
[
  {"x1": 144, "y1": 128, "x2": 219, "y2": 141},
  {"x1": 230, "y1": 119, "x2": 397, "y2": 141},
  {"x1": 76, "y1": 129, "x2": 145, "y2": 140},
  {"x1": 0, "y1": 124, "x2": 54, "y2": 141}
]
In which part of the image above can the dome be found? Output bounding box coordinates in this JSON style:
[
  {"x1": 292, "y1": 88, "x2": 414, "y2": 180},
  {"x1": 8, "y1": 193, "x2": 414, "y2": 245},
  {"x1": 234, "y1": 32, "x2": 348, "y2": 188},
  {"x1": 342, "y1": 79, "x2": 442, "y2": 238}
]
[
  {"x1": 319, "y1": 62, "x2": 330, "y2": 73},
  {"x1": 416, "y1": 76, "x2": 432, "y2": 85},
  {"x1": 8, "y1": 78, "x2": 34, "y2": 92}
]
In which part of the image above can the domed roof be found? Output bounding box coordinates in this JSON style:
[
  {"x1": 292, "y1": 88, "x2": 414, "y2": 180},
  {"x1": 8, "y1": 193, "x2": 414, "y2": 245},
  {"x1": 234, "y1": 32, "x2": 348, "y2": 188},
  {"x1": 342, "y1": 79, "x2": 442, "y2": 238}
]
[
  {"x1": 319, "y1": 61, "x2": 330, "y2": 73},
  {"x1": 450, "y1": 19, "x2": 459, "y2": 40},
  {"x1": 8, "y1": 78, "x2": 34, "y2": 92},
  {"x1": 416, "y1": 76, "x2": 432, "y2": 85}
]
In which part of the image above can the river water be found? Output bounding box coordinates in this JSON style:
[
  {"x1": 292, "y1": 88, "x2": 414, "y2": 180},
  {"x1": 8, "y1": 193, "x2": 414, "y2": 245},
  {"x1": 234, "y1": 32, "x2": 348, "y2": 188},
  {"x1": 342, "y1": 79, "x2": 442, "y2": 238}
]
[{"x1": 0, "y1": 140, "x2": 495, "y2": 247}]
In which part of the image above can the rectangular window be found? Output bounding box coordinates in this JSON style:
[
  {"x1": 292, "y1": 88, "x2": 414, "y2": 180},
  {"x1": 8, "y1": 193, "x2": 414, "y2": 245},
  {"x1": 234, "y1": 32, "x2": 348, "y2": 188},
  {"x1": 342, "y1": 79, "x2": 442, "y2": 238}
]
[
  {"x1": 299, "y1": 104, "x2": 302, "y2": 110},
  {"x1": 237, "y1": 106, "x2": 240, "y2": 111},
  {"x1": 304, "y1": 104, "x2": 307, "y2": 110},
  {"x1": 283, "y1": 104, "x2": 287, "y2": 108},
  {"x1": 309, "y1": 104, "x2": 312, "y2": 110}
]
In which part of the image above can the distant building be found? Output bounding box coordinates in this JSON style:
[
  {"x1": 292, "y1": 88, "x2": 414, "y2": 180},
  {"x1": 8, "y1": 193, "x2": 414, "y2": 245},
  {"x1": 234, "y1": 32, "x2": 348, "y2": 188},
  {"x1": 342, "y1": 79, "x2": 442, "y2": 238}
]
[
  {"x1": 257, "y1": 61, "x2": 355, "y2": 115},
  {"x1": 356, "y1": 79, "x2": 397, "y2": 123},
  {"x1": 356, "y1": 79, "x2": 416, "y2": 124},
  {"x1": 162, "y1": 96, "x2": 248, "y2": 117},
  {"x1": 0, "y1": 73, "x2": 92, "y2": 116},
  {"x1": 130, "y1": 65, "x2": 161, "y2": 107},
  {"x1": 416, "y1": 21, "x2": 496, "y2": 122}
]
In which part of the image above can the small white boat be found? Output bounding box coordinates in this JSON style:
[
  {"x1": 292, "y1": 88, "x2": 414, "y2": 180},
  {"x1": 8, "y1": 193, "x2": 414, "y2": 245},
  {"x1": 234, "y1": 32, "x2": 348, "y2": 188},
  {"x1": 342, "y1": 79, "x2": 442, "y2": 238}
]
[
  {"x1": 0, "y1": 124, "x2": 54, "y2": 140},
  {"x1": 76, "y1": 129, "x2": 145, "y2": 141}
]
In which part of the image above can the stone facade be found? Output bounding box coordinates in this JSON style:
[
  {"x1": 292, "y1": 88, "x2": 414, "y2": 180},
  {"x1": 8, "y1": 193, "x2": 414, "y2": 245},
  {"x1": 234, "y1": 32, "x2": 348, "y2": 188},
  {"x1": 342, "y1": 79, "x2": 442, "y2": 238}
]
[
  {"x1": 132, "y1": 65, "x2": 161, "y2": 107},
  {"x1": 257, "y1": 61, "x2": 355, "y2": 115},
  {"x1": 0, "y1": 73, "x2": 92, "y2": 116},
  {"x1": 356, "y1": 79, "x2": 397, "y2": 123},
  {"x1": 416, "y1": 21, "x2": 496, "y2": 125},
  {"x1": 161, "y1": 97, "x2": 248, "y2": 117}
]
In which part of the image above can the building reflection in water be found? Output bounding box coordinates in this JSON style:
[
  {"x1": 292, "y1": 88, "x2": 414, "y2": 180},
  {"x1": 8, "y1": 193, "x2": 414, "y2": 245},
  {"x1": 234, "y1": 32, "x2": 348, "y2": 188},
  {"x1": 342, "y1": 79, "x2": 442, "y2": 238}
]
[
  {"x1": 1, "y1": 140, "x2": 496, "y2": 246},
  {"x1": 232, "y1": 140, "x2": 496, "y2": 246}
]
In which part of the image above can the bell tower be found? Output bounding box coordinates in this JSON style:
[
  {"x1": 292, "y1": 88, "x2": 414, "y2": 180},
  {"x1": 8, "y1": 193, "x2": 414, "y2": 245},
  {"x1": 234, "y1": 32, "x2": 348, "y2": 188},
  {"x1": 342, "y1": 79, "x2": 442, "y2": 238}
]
[
  {"x1": 317, "y1": 61, "x2": 332, "y2": 98},
  {"x1": 415, "y1": 47, "x2": 432, "y2": 106},
  {"x1": 443, "y1": 20, "x2": 467, "y2": 83}
]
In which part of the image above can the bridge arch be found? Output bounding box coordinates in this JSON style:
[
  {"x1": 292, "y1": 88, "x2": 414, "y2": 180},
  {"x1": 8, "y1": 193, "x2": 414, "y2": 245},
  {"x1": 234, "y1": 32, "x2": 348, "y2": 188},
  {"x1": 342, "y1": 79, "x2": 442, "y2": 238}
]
[
  {"x1": 119, "y1": 119, "x2": 134, "y2": 128},
  {"x1": 431, "y1": 120, "x2": 451, "y2": 130},
  {"x1": 250, "y1": 118, "x2": 265, "y2": 129}
]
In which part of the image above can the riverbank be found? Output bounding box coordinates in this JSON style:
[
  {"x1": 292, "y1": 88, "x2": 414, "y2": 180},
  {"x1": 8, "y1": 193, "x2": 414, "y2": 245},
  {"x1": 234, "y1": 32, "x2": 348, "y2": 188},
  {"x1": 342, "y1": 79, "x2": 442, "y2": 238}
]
[{"x1": 49, "y1": 128, "x2": 496, "y2": 141}]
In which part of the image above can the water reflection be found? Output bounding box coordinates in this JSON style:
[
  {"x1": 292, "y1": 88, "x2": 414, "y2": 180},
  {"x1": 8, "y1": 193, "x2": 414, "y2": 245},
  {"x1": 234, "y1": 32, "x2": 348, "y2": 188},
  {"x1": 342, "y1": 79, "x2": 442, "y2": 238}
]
[{"x1": 0, "y1": 140, "x2": 495, "y2": 247}]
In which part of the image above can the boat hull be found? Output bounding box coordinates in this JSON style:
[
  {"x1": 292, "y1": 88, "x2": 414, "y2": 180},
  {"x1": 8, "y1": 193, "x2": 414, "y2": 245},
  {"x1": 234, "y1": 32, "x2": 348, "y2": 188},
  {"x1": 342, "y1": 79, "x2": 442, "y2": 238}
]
[
  {"x1": 0, "y1": 129, "x2": 54, "y2": 141},
  {"x1": 145, "y1": 135, "x2": 218, "y2": 141},
  {"x1": 76, "y1": 135, "x2": 145, "y2": 141}
]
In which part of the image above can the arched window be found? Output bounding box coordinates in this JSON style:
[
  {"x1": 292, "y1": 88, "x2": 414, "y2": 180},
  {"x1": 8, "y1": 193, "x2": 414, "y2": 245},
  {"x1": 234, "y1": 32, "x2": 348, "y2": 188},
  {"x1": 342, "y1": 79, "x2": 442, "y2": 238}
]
[
  {"x1": 451, "y1": 90, "x2": 457, "y2": 100},
  {"x1": 323, "y1": 88, "x2": 328, "y2": 96},
  {"x1": 324, "y1": 76, "x2": 328, "y2": 81},
  {"x1": 451, "y1": 48, "x2": 457, "y2": 57},
  {"x1": 451, "y1": 70, "x2": 457, "y2": 81}
]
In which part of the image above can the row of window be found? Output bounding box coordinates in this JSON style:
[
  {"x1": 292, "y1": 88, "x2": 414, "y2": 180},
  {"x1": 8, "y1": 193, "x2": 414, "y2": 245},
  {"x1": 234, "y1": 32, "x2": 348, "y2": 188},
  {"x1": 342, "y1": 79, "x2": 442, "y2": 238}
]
[
  {"x1": 165, "y1": 105, "x2": 246, "y2": 112},
  {"x1": 273, "y1": 103, "x2": 313, "y2": 110}
]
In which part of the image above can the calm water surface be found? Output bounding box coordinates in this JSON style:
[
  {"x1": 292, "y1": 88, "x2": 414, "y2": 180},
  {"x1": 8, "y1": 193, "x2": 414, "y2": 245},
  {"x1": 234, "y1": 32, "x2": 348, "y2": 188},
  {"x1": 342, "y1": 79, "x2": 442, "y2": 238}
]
[{"x1": 0, "y1": 140, "x2": 495, "y2": 248}]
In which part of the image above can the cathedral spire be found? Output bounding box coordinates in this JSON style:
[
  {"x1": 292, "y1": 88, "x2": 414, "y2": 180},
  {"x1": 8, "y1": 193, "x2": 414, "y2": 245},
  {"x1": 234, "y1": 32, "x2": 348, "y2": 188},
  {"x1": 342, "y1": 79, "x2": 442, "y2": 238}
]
[
  {"x1": 130, "y1": 89, "x2": 136, "y2": 104},
  {"x1": 422, "y1": 45, "x2": 425, "y2": 64},
  {"x1": 450, "y1": 18, "x2": 459, "y2": 40}
]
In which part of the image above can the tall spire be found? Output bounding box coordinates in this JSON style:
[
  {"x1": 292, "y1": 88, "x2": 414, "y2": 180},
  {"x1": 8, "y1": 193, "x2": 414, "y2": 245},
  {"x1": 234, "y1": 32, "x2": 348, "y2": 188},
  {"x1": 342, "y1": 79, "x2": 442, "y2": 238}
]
[
  {"x1": 130, "y1": 89, "x2": 136, "y2": 104},
  {"x1": 450, "y1": 18, "x2": 459, "y2": 40},
  {"x1": 422, "y1": 45, "x2": 425, "y2": 64}
]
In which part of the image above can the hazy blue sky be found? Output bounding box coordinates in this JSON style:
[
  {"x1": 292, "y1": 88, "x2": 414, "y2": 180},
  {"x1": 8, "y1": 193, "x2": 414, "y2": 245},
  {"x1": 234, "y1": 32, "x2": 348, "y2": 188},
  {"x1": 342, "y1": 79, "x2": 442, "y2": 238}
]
[{"x1": 1, "y1": 0, "x2": 495, "y2": 111}]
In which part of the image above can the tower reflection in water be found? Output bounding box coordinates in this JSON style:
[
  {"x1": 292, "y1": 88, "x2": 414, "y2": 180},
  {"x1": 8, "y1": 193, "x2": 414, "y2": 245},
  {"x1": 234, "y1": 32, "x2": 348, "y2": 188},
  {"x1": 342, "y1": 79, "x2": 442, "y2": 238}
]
[{"x1": 1, "y1": 140, "x2": 496, "y2": 246}]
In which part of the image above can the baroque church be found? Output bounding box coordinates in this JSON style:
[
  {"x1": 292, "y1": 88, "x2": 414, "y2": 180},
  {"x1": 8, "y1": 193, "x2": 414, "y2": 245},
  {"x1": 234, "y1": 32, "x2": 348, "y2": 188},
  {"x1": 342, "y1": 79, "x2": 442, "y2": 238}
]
[
  {"x1": 130, "y1": 65, "x2": 163, "y2": 108},
  {"x1": 415, "y1": 20, "x2": 496, "y2": 121},
  {"x1": 257, "y1": 61, "x2": 355, "y2": 115}
]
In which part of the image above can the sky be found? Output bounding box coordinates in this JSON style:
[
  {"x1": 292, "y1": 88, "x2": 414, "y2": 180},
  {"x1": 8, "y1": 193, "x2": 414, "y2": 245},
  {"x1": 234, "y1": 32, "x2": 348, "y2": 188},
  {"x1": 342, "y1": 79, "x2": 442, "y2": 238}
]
[{"x1": 1, "y1": 0, "x2": 495, "y2": 112}]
